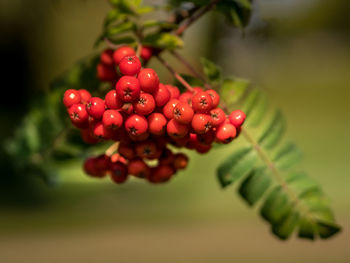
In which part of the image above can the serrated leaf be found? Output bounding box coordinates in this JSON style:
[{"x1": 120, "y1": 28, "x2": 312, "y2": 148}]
[
  {"x1": 273, "y1": 142, "x2": 302, "y2": 170},
  {"x1": 239, "y1": 168, "x2": 272, "y2": 206},
  {"x1": 258, "y1": 110, "x2": 286, "y2": 150},
  {"x1": 143, "y1": 33, "x2": 183, "y2": 49},
  {"x1": 272, "y1": 210, "x2": 300, "y2": 240},
  {"x1": 200, "y1": 57, "x2": 222, "y2": 84},
  {"x1": 221, "y1": 77, "x2": 249, "y2": 105}
]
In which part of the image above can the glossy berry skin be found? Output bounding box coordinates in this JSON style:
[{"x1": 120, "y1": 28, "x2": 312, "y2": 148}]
[
  {"x1": 166, "y1": 85, "x2": 180, "y2": 99},
  {"x1": 113, "y1": 46, "x2": 135, "y2": 65},
  {"x1": 100, "y1": 49, "x2": 114, "y2": 67},
  {"x1": 105, "y1": 90, "x2": 123, "y2": 109},
  {"x1": 118, "y1": 143, "x2": 136, "y2": 160},
  {"x1": 119, "y1": 56, "x2": 141, "y2": 76},
  {"x1": 192, "y1": 91, "x2": 213, "y2": 113},
  {"x1": 167, "y1": 119, "x2": 189, "y2": 138},
  {"x1": 216, "y1": 123, "x2": 237, "y2": 144},
  {"x1": 179, "y1": 91, "x2": 193, "y2": 105},
  {"x1": 163, "y1": 99, "x2": 179, "y2": 119},
  {"x1": 140, "y1": 46, "x2": 153, "y2": 61},
  {"x1": 173, "y1": 101, "x2": 194, "y2": 124},
  {"x1": 229, "y1": 110, "x2": 246, "y2": 128},
  {"x1": 148, "y1": 113, "x2": 167, "y2": 135},
  {"x1": 205, "y1": 89, "x2": 220, "y2": 108},
  {"x1": 153, "y1": 83, "x2": 171, "y2": 107},
  {"x1": 210, "y1": 108, "x2": 226, "y2": 127},
  {"x1": 96, "y1": 63, "x2": 117, "y2": 82},
  {"x1": 125, "y1": 114, "x2": 148, "y2": 137},
  {"x1": 63, "y1": 89, "x2": 81, "y2": 108},
  {"x1": 102, "y1": 109, "x2": 123, "y2": 130},
  {"x1": 110, "y1": 162, "x2": 128, "y2": 184},
  {"x1": 86, "y1": 97, "x2": 105, "y2": 119},
  {"x1": 115, "y1": 76, "x2": 141, "y2": 102},
  {"x1": 78, "y1": 89, "x2": 92, "y2": 105},
  {"x1": 173, "y1": 153, "x2": 189, "y2": 170},
  {"x1": 191, "y1": 114, "x2": 212, "y2": 134},
  {"x1": 137, "y1": 68, "x2": 160, "y2": 93},
  {"x1": 128, "y1": 158, "x2": 150, "y2": 178},
  {"x1": 133, "y1": 93, "x2": 156, "y2": 116},
  {"x1": 135, "y1": 140, "x2": 157, "y2": 159},
  {"x1": 68, "y1": 103, "x2": 89, "y2": 128}
]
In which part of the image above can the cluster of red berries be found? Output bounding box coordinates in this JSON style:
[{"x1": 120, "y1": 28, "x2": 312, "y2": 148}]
[{"x1": 63, "y1": 45, "x2": 246, "y2": 184}]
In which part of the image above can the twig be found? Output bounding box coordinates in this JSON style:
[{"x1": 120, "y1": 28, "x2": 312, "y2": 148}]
[{"x1": 105, "y1": 142, "x2": 120, "y2": 157}]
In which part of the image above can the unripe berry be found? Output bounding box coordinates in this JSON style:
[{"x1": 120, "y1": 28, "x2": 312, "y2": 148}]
[
  {"x1": 133, "y1": 93, "x2": 156, "y2": 115},
  {"x1": 63, "y1": 89, "x2": 81, "y2": 108},
  {"x1": 110, "y1": 162, "x2": 128, "y2": 184},
  {"x1": 125, "y1": 114, "x2": 148, "y2": 137},
  {"x1": 216, "y1": 123, "x2": 237, "y2": 144},
  {"x1": 210, "y1": 108, "x2": 226, "y2": 127},
  {"x1": 100, "y1": 49, "x2": 114, "y2": 67},
  {"x1": 105, "y1": 90, "x2": 123, "y2": 109},
  {"x1": 96, "y1": 63, "x2": 117, "y2": 82},
  {"x1": 191, "y1": 114, "x2": 212, "y2": 134},
  {"x1": 140, "y1": 46, "x2": 153, "y2": 61},
  {"x1": 153, "y1": 83, "x2": 171, "y2": 107},
  {"x1": 137, "y1": 68, "x2": 160, "y2": 93},
  {"x1": 179, "y1": 91, "x2": 193, "y2": 105},
  {"x1": 135, "y1": 140, "x2": 157, "y2": 159},
  {"x1": 78, "y1": 89, "x2": 92, "y2": 105},
  {"x1": 119, "y1": 56, "x2": 141, "y2": 76},
  {"x1": 118, "y1": 143, "x2": 136, "y2": 160},
  {"x1": 102, "y1": 109, "x2": 123, "y2": 130},
  {"x1": 113, "y1": 46, "x2": 135, "y2": 65},
  {"x1": 86, "y1": 97, "x2": 105, "y2": 119},
  {"x1": 166, "y1": 85, "x2": 180, "y2": 99},
  {"x1": 192, "y1": 91, "x2": 213, "y2": 113},
  {"x1": 173, "y1": 153, "x2": 189, "y2": 170},
  {"x1": 167, "y1": 119, "x2": 189, "y2": 138},
  {"x1": 163, "y1": 99, "x2": 179, "y2": 119},
  {"x1": 229, "y1": 110, "x2": 246, "y2": 128},
  {"x1": 115, "y1": 76, "x2": 141, "y2": 102},
  {"x1": 128, "y1": 158, "x2": 151, "y2": 178},
  {"x1": 148, "y1": 113, "x2": 167, "y2": 135},
  {"x1": 173, "y1": 101, "x2": 194, "y2": 124}
]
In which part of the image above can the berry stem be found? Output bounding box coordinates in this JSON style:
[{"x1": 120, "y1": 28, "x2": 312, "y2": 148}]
[{"x1": 105, "y1": 142, "x2": 120, "y2": 157}]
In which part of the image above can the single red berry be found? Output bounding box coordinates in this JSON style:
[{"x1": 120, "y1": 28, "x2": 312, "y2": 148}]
[
  {"x1": 148, "y1": 165, "x2": 175, "y2": 183},
  {"x1": 148, "y1": 113, "x2": 167, "y2": 135},
  {"x1": 197, "y1": 130, "x2": 215, "y2": 145},
  {"x1": 113, "y1": 46, "x2": 136, "y2": 65},
  {"x1": 186, "y1": 133, "x2": 198, "y2": 150},
  {"x1": 110, "y1": 162, "x2": 128, "y2": 184},
  {"x1": 135, "y1": 140, "x2": 157, "y2": 159},
  {"x1": 195, "y1": 142, "x2": 212, "y2": 154},
  {"x1": 68, "y1": 103, "x2": 89, "y2": 127},
  {"x1": 86, "y1": 97, "x2": 105, "y2": 119},
  {"x1": 173, "y1": 153, "x2": 189, "y2": 170},
  {"x1": 216, "y1": 123, "x2": 237, "y2": 144},
  {"x1": 118, "y1": 143, "x2": 136, "y2": 160},
  {"x1": 163, "y1": 99, "x2": 179, "y2": 119},
  {"x1": 78, "y1": 89, "x2": 92, "y2": 105},
  {"x1": 192, "y1": 91, "x2": 213, "y2": 113},
  {"x1": 119, "y1": 55, "x2": 141, "y2": 76},
  {"x1": 167, "y1": 119, "x2": 189, "y2": 138},
  {"x1": 205, "y1": 89, "x2": 220, "y2": 108},
  {"x1": 83, "y1": 157, "x2": 100, "y2": 177},
  {"x1": 100, "y1": 49, "x2": 114, "y2": 67},
  {"x1": 229, "y1": 110, "x2": 246, "y2": 128},
  {"x1": 125, "y1": 114, "x2": 148, "y2": 137},
  {"x1": 63, "y1": 89, "x2": 81, "y2": 108},
  {"x1": 166, "y1": 85, "x2": 180, "y2": 99},
  {"x1": 92, "y1": 122, "x2": 108, "y2": 139},
  {"x1": 210, "y1": 108, "x2": 226, "y2": 127},
  {"x1": 115, "y1": 76, "x2": 141, "y2": 102},
  {"x1": 193, "y1": 87, "x2": 203, "y2": 94},
  {"x1": 137, "y1": 68, "x2": 160, "y2": 93},
  {"x1": 179, "y1": 91, "x2": 193, "y2": 105},
  {"x1": 191, "y1": 114, "x2": 212, "y2": 134},
  {"x1": 102, "y1": 109, "x2": 123, "y2": 130},
  {"x1": 105, "y1": 90, "x2": 123, "y2": 109},
  {"x1": 153, "y1": 83, "x2": 171, "y2": 107},
  {"x1": 128, "y1": 158, "x2": 151, "y2": 178},
  {"x1": 173, "y1": 101, "x2": 194, "y2": 124},
  {"x1": 133, "y1": 93, "x2": 156, "y2": 115},
  {"x1": 140, "y1": 46, "x2": 153, "y2": 61},
  {"x1": 95, "y1": 154, "x2": 111, "y2": 174},
  {"x1": 81, "y1": 129, "x2": 99, "y2": 144},
  {"x1": 96, "y1": 63, "x2": 117, "y2": 82}
]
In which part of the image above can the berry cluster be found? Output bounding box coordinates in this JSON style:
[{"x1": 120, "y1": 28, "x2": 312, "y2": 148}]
[{"x1": 63, "y1": 45, "x2": 246, "y2": 184}]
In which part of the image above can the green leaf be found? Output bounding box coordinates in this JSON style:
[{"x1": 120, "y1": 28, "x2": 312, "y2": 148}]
[
  {"x1": 221, "y1": 77, "x2": 249, "y2": 105},
  {"x1": 109, "y1": 0, "x2": 140, "y2": 16},
  {"x1": 298, "y1": 217, "x2": 316, "y2": 240},
  {"x1": 103, "y1": 9, "x2": 127, "y2": 28},
  {"x1": 285, "y1": 172, "x2": 319, "y2": 197},
  {"x1": 245, "y1": 91, "x2": 268, "y2": 127},
  {"x1": 107, "y1": 36, "x2": 136, "y2": 45},
  {"x1": 142, "y1": 20, "x2": 177, "y2": 30},
  {"x1": 239, "y1": 167, "x2": 272, "y2": 206},
  {"x1": 272, "y1": 210, "x2": 300, "y2": 240},
  {"x1": 316, "y1": 220, "x2": 341, "y2": 239},
  {"x1": 136, "y1": 6, "x2": 155, "y2": 14},
  {"x1": 217, "y1": 0, "x2": 253, "y2": 28},
  {"x1": 217, "y1": 147, "x2": 257, "y2": 188},
  {"x1": 273, "y1": 142, "x2": 302, "y2": 170},
  {"x1": 143, "y1": 33, "x2": 183, "y2": 49},
  {"x1": 258, "y1": 110, "x2": 286, "y2": 150},
  {"x1": 200, "y1": 57, "x2": 222, "y2": 84},
  {"x1": 106, "y1": 21, "x2": 136, "y2": 37},
  {"x1": 242, "y1": 89, "x2": 263, "y2": 117}
]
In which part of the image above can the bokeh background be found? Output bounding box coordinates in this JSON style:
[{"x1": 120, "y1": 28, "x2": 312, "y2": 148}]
[{"x1": 0, "y1": 0, "x2": 349, "y2": 262}]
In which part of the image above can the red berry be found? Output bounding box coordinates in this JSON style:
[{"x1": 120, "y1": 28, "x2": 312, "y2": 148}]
[
  {"x1": 96, "y1": 63, "x2": 117, "y2": 82},
  {"x1": 149, "y1": 165, "x2": 175, "y2": 183},
  {"x1": 148, "y1": 113, "x2": 167, "y2": 135},
  {"x1": 210, "y1": 108, "x2": 226, "y2": 127},
  {"x1": 113, "y1": 46, "x2": 135, "y2": 65},
  {"x1": 128, "y1": 132, "x2": 150, "y2": 141},
  {"x1": 197, "y1": 130, "x2": 215, "y2": 145},
  {"x1": 100, "y1": 49, "x2": 114, "y2": 67},
  {"x1": 191, "y1": 114, "x2": 212, "y2": 134},
  {"x1": 195, "y1": 142, "x2": 212, "y2": 154},
  {"x1": 68, "y1": 104, "x2": 89, "y2": 128},
  {"x1": 102, "y1": 109, "x2": 123, "y2": 130},
  {"x1": 105, "y1": 90, "x2": 123, "y2": 109},
  {"x1": 159, "y1": 148, "x2": 175, "y2": 165},
  {"x1": 83, "y1": 157, "x2": 100, "y2": 177},
  {"x1": 137, "y1": 68, "x2": 160, "y2": 93},
  {"x1": 115, "y1": 76, "x2": 141, "y2": 102},
  {"x1": 119, "y1": 56, "x2": 141, "y2": 76},
  {"x1": 186, "y1": 133, "x2": 198, "y2": 149},
  {"x1": 135, "y1": 140, "x2": 157, "y2": 159},
  {"x1": 63, "y1": 89, "x2": 81, "y2": 108},
  {"x1": 128, "y1": 158, "x2": 151, "y2": 178},
  {"x1": 229, "y1": 110, "x2": 246, "y2": 128},
  {"x1": 171, "y1": 134, "x2": 190, "y2": 147},
  {"x1": 193, "y1": 87, "x2": 203, "y2": 94},
  {"x1": 216, "y1": 123, "x2": 237, "y2": 144},
  {"x1": 81, "y1": 129, "x2": 99, "y2": 144},
  {"x1": 205, "y1": 89, "x2": 220, "y2": 108},
  {"x1": 133, "y1": 93, "x2": 156, "y2": 115},
  {"x1": 86, "y1": 97, "x2": 105, "y2": 119},
  {"x1": 153, "y1": 83, "x2": 171, "y2": 107},
  {"x1": 125, "y1": 114, "x2": 148, "y2": 137},
  {"x1": 111, "y1": 153, "x2": 126, "y2": 164},
  {"x1": 140, "y1": 46, "x2": 153, "y2": 61},
  {"x1": 163, "y1": 99, "x2": 179, "y2": 119},
  {"x1": 166, "y1": 85, "x2": 180, "y2": 99},
  {"x1": 167, "y1": 119, "x2": 189, "y2": 138},
  {"x1": 173, "y1": 153, "x2": 189, "y2": 170},
  {"x1": 110, "y1": 162, "x2": 128, "y2": 184},
  {"x1": 92, "y1": 122, "x2": 107, "y2": 139},
  {"x1": 179, "y1": 91, "x2": 193, "y2": 105},
  {"x1": 118, "y1": 143, "x2": 136, "y2": 160},
  {"x1": 173, "y1": 101, "x2": 194, "y2": 124},
  {"x1": 95, "y1": 154, "x2": 111, "y2": 173},
  {"x1": 121, "y1": 103, "x2": 134, "y2": 115},
  {"x1": 192, "y1": 91, "x2": 213, "y2": 113},
  {"x1": 78, "y1": 89, "x2": 92, "y2": 105}
]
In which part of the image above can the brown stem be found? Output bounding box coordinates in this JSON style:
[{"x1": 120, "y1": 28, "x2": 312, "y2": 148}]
[
  {"x1": 156, "y1": 54, "x2": 194, "y2": 92},
  {"x1": 105, "y1": 142, "x2": 120, "y2": 157}
]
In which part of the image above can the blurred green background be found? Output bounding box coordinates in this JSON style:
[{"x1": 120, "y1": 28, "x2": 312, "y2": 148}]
[{"x1": 0, "y1": 0, "x2": 349, "y2": 262}]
